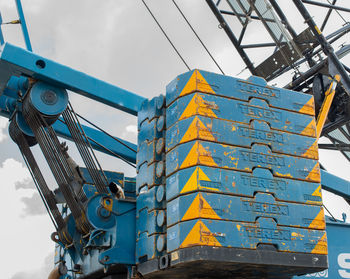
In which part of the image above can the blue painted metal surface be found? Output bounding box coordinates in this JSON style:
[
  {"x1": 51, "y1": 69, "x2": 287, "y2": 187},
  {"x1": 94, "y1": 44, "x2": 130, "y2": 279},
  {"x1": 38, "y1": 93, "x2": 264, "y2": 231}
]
[
  {"x1": 0, "y1": 43, "x2": 145, "y2": 115},
  {"x1": 167, "y1": 116, "x2": 318, "y2": 159},
  {"x1": 3, "y1": 76, "x2": 28, "y2": 98},
  {"x1": 14, "y1": 0, "x2": 32, "y2": 51},
  {"x1": 166, "y1": 167, "x2": 322, "y2": 204},
  {"x1": 138, "y1": 95, "x2": 165, "y2": 128},
  {"x1": 137, "y1": 232, "x2": 166, "y2": 262},
  {"x1": 167, "y1": 192, "x2": 325, "y2": 229},
  {"x1": 28, "y1": 81, "x2": 68, "y2": 117},
  {"x1": 166, "y1": 69, "x2": 315, "y2": 116},
  {"x1": 167, "y1": 217, "x2": 327, "y2": 254},
  {"x1": 53, "y1": 120, "x2": 137, "y2": 163},
  {"x1": 0, "y1": 12, "x2": 4, "y2": 46},
  {"x1": 295, "y1": 218, "x2": 350, "y2": 279},
  {"x1": 321, "y1": 169, "x2": 350, "y2": 200},
  {"x1": 137, "y1": 186, "x2": 165, "y2": 213},
  {"x1": 166, "y1": 93, "x2": 317, "y2": 137},
  {"x1": 0, "y1": 94, "x2": 137, "y2": 162},
  {"x1": 166, "y1": 141, "x2": 321, "y2": 182},
  {"x1": 137, "y1": 209, "x2": 166, "y2": 236}
]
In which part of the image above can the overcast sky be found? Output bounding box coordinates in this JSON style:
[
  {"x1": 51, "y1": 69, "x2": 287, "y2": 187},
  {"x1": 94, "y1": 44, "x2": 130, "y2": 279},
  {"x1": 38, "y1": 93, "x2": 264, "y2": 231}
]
[{"x1": 0, "y1": 0, "x2": 349, "y2": 278}]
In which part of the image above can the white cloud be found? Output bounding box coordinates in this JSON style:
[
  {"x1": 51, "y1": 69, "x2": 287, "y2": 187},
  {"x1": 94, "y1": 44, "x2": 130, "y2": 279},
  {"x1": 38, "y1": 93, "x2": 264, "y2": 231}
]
[
  {"x1": 125, "y1": 124, "x2": 137, "y2": 134},
  {"x1": 0, "y1": 158, "x2": 54, "y2": 278},
  {"x1": 20, "y1": 192, "x2": 47, "y2": 216},
  {"x1": 11, "y1": 252, "x2": 54, "y2": 279}
]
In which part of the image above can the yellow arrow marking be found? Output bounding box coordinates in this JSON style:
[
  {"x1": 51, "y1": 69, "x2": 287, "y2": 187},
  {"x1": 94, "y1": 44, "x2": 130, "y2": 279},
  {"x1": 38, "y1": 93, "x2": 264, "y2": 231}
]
[
  {"x1": 180, "y1": 141, "x2": 218, "y2": 169},
  {"x1": 308, "y1": 208, "x2": 325, "y2": 230},
  {"x1": 182, "y1": 193, "x2": 221, "y2": 221},
  {"x1": 298, "y1": 97, "x2": 315, "y2": 116},
  {"x1": 180, "y1": 69, "x2": 216, "y2": 97},
  {"x1": 180, "y1": 116, "x2": 216, "y2": 144},
  {"x1": 180, "y1": 220, "x2": 222, "y2": 248},
  {"x1": 179, "y1": 94, "x2": 218, "y2": 121},
  {"x1": 311, "y1": 232, "x2": 328, "y2": 255},
  {"x1": 306, "y1": 162, "x2": 321, "y2": 182},
  {"x1": 302, "y1": 139, "x2": 319, "y2": 160},
  {"x1": 181, "y1": 167, "x2": 214, "y2": 193},
  {"x1": 311, "y1": 184, "x2": 322, "y2": 201},
  {"x1": 300, "y1": 119, "x2": 317, "y2": 137}
]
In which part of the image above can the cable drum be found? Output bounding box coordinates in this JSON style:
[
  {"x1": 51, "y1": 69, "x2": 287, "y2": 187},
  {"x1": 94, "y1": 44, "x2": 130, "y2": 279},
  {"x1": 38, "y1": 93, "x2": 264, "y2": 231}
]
[
  {"x1": 23, "y1": 82, "x2": 68, "y2": 125},
  {"x1": 9, "y1": 114, "x2": 37, "y2": 146}
]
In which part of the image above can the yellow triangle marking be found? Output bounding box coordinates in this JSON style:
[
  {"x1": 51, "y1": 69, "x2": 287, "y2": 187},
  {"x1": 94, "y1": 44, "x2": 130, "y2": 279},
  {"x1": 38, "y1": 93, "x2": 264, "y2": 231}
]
[
  {"x1": 182, "y1": 193, "x2": 221, "y2": 221},
  {"x1": 180, "y1": 70, "x2": 216, "y2": 97},
  {"x1": 180, "y1": 116, "x2": 216, "y2": 144},
  {"x1": 180, "y1": 141, "x2": 218, "y2": 169},
  {"x1": 311, "y1": 232, "x2": 328, "y2": 255},
  {"x1": 299, "y1": 97, "x2": 315, "y2": 116},
  {"x1": 179, "y1": 94, "x2": 218, "y2": 121},
  {"x1": 300, "y1": 119, "x2": 317, "y2": 137},
  {"x1": 302, "y1": 139, "x2": 319, "y2": 160},
  {"x1": 181, "y1": 167, "x2": 209, "y2": 193},
  {"x1": 312, "y1": 184, "x2": 322, "y2": 199},
  {"x1": 180, "y1": 220, "x2": 222, "y2": 248},
  {"x1": 306, "y1": 162, "x2": 321, "y2": 182},
  {"x1": 308, "y1": 208, "x2": 325, "y2": 230}
]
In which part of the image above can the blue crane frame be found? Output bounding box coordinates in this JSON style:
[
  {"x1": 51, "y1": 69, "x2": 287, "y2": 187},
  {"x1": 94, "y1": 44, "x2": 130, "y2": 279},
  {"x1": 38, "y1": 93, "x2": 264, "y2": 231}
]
[{"x1": 1, "y1": 1, "x2": 350, "y2": 278}]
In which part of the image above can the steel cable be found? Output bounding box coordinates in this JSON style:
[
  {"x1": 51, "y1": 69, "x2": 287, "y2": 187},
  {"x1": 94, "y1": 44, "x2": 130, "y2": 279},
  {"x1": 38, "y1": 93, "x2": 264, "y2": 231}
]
[
  {"x1": 171, "y1": 0, "x2": 225, "y2": 75},
  {"x1": 62, "y1": 103, "x2": 109, "y2": 194},
  {"x1": 141, "y1": 0, "x2": 191, "y2": 70}
]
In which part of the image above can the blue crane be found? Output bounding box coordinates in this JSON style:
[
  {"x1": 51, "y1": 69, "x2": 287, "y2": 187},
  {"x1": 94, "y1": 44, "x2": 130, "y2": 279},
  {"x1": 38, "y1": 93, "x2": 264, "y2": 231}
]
[{"x1": 1, "y1": 1, "x2": 350, "y2": 279}]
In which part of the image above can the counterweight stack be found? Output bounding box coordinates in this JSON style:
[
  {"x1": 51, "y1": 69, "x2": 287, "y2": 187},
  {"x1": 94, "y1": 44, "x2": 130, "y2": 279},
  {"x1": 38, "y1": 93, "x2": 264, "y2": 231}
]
[{"x1": 136, "y1": 69, "x2": 328, "y2": 279}]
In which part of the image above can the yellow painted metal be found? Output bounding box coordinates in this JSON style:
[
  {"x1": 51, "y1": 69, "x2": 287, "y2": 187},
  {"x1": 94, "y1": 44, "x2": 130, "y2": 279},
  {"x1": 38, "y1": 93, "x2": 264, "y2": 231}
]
[{"x1": 316, "y1": 75, "x2": 340, "y2": 140}]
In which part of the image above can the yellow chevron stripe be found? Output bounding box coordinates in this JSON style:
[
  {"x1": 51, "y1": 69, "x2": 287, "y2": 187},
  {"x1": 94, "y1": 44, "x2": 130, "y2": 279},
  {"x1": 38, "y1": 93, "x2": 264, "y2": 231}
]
[
  {"x1": 308, "y1": 208, "x2": 325, "y2": 230},
  {"x1": 180, "y1": 220, "x2": 222, "y2": 248},
  {"x1": 298, "y1": 97, "x2": 315, "y2": 116},
  {"x1": 179, "y1": 69, "x2": 216, "y2": 97},
  {"x1": 302, "y1": 139, "x2": 319, "y2": 160},
  {"x1": 306, "y1": 162, "x2": 321, "y2": 182},
  {"x1": 179, "y1": 94, "x2": 218, "y2": 121},
  {"x1": 300, "y1": 119, "x2": 317, "y2": 137},
  {"x1": 311, "y1": 232, "x2": 328, "y2": 255},
  {"x1": 180, "y1": 167, "x2": 214, "y2": 194},
  {"x1": 180, "y1": 116, "x2": 216, "y2": 144},
  {"x1": 180, "y1": 141, "x2": 218, "y2": 169},
  {"x1": 182, "y1": 193, "x2": 221, "y2": 221}
]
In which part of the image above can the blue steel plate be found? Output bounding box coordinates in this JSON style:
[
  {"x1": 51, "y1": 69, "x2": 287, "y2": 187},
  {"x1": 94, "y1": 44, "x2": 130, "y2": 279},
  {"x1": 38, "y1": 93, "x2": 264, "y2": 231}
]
[{"x1": 29, "y1": 81, "x2": 68, "y2": 116}]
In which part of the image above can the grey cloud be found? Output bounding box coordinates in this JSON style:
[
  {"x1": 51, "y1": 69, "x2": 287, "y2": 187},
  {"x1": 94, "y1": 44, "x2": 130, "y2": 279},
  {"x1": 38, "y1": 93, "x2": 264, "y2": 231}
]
[
  {"x1": 15, "y1": 178, "x2": 35, "y2": 190},
  {"x1": 11, "y1": 252, "x2": 54, "y2": 279},
  {"x1": 20, "y1": 192, "x2": 46, "y2": 216}
]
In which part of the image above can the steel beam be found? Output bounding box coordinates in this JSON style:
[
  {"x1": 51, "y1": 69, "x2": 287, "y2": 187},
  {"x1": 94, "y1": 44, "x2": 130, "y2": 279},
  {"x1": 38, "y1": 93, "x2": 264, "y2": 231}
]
[
  {"x1": 0, "y1": 94, "x2": 137, "y2": 163},
  {"x1": 301, "y1": 0, "x2": 350, "y2": 13},
  {"x1": 0, "y1": 43, "x2": 146, "y2": 115},
  {"x1": 321, "y1": 169, "x2": 350, "y2": 201},
  {"x1": 219, "y1": 10, "x2": 275, "y2": 23},
  {"x1": 206, "y1": 0, "x2": 257, "y2": 75},
  {"x1": 292, "y1": 0, "x2": 350, "y2": 95},
  {"x1": 53, "y1": 120, "x2": 137, "y2": 164},
  {"x1": 320, "y1": 0, "x2": 337, "y2": 31},
  {"x1": 14, "y1": 0, "x2": 32, "y2": 51}
]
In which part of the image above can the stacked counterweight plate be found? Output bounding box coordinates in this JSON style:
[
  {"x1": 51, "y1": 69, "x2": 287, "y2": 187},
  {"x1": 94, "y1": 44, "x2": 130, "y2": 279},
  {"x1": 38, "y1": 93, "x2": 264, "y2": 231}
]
[
  {"x1": 164, "y1": 70, "x2": 327, "y2": 278},
  {"x1": 136, "y1": 95, "x2": 167, "y2": 266},
  {"x1": 136, "y1": 69, "x2": 328, "y2": 279}
]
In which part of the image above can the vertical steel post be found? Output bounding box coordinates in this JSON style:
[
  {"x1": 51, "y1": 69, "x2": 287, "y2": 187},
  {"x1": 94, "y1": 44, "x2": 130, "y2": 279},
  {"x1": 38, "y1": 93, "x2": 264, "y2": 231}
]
[
  {"x1": 0, "y1": 12, "x2": 4, "y2": 45},
  {"x1": 14, "y1": 0, "x2": 32, "y2": 51}
]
